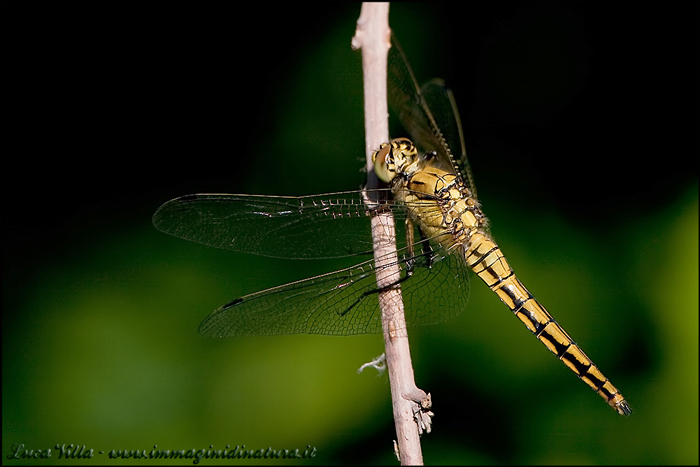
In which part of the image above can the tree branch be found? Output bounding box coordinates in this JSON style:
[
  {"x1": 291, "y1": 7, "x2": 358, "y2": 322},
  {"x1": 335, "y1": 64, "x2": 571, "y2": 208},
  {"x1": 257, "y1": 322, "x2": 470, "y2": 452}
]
[{"x1": 352, "y1": 3, "x2": 431, "y2": 465}]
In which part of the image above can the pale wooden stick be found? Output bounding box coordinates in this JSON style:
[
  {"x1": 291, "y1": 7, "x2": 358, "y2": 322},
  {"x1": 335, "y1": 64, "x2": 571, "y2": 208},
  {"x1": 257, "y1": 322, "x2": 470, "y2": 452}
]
[{"x1": 352, "y1": 3, "x2": 431, "y2": 465}]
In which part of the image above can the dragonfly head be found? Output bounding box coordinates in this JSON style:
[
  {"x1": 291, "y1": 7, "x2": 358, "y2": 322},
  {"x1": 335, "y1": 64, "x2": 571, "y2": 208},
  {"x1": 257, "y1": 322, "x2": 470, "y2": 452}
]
[{"x1": 372, "y1": 137, "x2": 419, "y2": 183}]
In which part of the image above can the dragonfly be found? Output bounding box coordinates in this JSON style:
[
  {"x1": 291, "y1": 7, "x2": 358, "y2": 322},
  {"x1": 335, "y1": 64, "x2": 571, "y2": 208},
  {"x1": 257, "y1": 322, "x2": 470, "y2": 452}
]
[{"x1": 153, "y1": 35, "x2": 631, "y2": 416}]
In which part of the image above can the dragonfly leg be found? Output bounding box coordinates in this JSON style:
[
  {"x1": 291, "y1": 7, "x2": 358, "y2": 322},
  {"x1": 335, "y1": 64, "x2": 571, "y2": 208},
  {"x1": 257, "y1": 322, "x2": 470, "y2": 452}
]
[
  {"x1": 417, "y1": 227, "x2": 435, "y2": 269},
  {"x1": 337, "y1": 263, "x2": 415, "y2": 318},
  {"x1": 404, "y1": 217, "x2": 435, "y2": 270},
  {"x1": 404, "y1": 217, "x2": 417, "y2": 271}
]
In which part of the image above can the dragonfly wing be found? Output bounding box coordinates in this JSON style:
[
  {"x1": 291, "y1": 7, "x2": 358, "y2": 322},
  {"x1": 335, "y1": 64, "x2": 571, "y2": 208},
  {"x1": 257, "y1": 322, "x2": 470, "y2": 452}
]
[
  {"x1": 420, "y1": 80, "x2": 477, "y2": 198},
  {"x1": 199, "y1": 239, "x2": 470, "y2": 337},
  {"x1": 400, "y1": 246, "x2": 470, "y2": 328},
  {"x1": 153, "y1": 190, "x2": 403, "y2": 259},
  {"x1": 388, "y1": 35, "x2": 477, "y2": 196},
  {"x1": 387, "y1": 36, "x2": 445, "y2": 162},
  {"x1": 200, "y1": 251, "x2": 400, "y2": 336}
]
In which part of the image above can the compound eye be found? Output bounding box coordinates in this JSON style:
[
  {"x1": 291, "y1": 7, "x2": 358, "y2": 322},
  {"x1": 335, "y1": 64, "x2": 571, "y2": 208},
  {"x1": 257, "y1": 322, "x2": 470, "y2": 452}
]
[{"x1": 373, "y1": 144, "x2": 395, "y2": 182}]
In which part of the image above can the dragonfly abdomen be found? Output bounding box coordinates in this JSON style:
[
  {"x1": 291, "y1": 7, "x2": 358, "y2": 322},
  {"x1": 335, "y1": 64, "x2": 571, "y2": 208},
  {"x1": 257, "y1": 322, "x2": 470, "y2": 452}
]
[
  {"x1": 384, "y1": 139, "x2": 630, "y2": 415},
  {"x1": 464, "y1": 234, "x2": 631, "y2": 415}
]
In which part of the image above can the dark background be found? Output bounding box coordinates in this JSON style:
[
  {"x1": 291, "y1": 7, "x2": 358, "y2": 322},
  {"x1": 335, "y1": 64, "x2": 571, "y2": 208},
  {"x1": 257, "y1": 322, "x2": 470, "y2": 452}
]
[{"x1": 3, "y1": 2, "x2": 698, "y2": 465}]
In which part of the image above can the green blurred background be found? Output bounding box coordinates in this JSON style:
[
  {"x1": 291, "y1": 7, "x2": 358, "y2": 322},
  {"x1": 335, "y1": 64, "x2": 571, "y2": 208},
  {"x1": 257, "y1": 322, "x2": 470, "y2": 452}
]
[{"x1": 3, "y1": 2, "x2": 698, "y2": 465}]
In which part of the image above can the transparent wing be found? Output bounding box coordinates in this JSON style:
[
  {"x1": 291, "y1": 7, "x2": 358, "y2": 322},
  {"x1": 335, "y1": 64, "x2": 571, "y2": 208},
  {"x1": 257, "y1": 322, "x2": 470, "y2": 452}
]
[
  {"x1": 420, "y1": 80, "x2": 478, "y2": 198},
  {"x1": 388, "y1": 34, "x2": 477, "y2": 196},
  {"x1": 199, "y1": 242, "x2": 470, "y2": 337},
  {"x1": 153, "y1": 190, "x2": 401, "y2": 259},
  {"x1": 154, "y1": 189, "x2": 471, "y2": 336}
]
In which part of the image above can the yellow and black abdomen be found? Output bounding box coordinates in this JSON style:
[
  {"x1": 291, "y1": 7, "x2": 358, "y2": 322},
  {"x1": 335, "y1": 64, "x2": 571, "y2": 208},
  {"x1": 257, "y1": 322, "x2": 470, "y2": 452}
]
[
  {"x1": 464, "y1": 235, "x2": 631, "y2": 415},
  {"x1": 392, "y1": 151, "x2": 630, "y2": 415}
]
